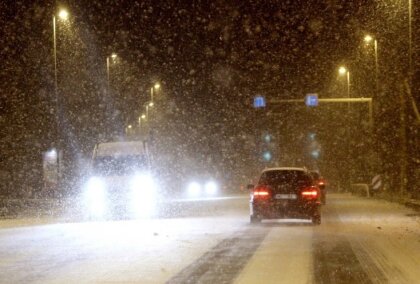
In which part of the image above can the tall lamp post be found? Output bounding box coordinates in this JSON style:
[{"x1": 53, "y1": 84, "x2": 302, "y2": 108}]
[
  {"x1": 364, "y1": 35, "x2": 379, "y2": 95},
  {"x1": 105, "y1": 53, "x2": 117, "y2": 138},
  {"x1": 138, "y1": 113, "x2": 146, "y2": 136},
  {"x1": 106, "y1": 53, "x2": 117, "y2": 90},
  {"x1": 338, "y1": 66, "x2": 352, "y2": 186},
  {"x1": 150, "y1": 83, "x2": 160, "y2": 102},
  {"x1": 52, "y1": 8, "x2": 69, "y2": 189},
  {"x1": 338, "y1": 66, "x2": 350, "y2": 101},
  {"x1": 408, "y1": 0, "x2": 412, "y2": 82}
]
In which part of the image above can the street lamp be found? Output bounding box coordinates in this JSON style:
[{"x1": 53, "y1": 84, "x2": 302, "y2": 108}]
[
  {"x1": 138, "y1": 114, "x2": 146, "y2": 134},
  {"x1": 125, "y1": 124, "x2": 133, "y2": 136},
  {"x1": 58, "y1": 9, "x2": 69, "y2": 20},
  {"x1": 53, "y1": 8, "x2": 69, "y2": 98},
  {"x1": 106, "y1": 53, "x2": 117, "y2": 89},
  {"x1": 52, "y1": 8, "x2": 69, "y2": 187},
  {"x1": 364, "y1": 35, "x2": 373, "y2": 43},
  {"x1": 408, "y1": 0, "x2": 412, "y2": 82},
  {"x1": 150, "y1": 82, "x2": 160, "y2": 102},
  {"x1": 338, "y1": 66, "x2": 347, "y2": 76},
  {"x1": 338, "y1": 66, "x2": 352, "y2": 185},
  {"x1": 364, "y1": 35, "x2": 379, "y2": 95},
  {"x1": 105, "y1": 53, "x2": 117, "y2": 138},
  {"x1": 338, "y1": 66, "x2": 350, "y2": 99}
]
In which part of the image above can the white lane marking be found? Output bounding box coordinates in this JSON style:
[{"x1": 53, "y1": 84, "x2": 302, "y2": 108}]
[{"x1": 234, "y1": 225, "x2": 313, "y2": 284}]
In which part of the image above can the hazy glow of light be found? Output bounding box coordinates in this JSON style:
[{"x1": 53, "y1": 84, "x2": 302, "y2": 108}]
[
  {"x1": 205, "y1": 181, "x2": 218, "y2": 195},
  {"x1": 58, "y1": 9, "x2": 69, "y2": 20},
  {"x1": 111, "y1": 53, "x2": 117, "y2": 59},
  {"x1": 85, "y1": 177, "x2": 107, "y2": 217},
  {"x1": 364, "y1": 35, "x2": 373, "y2": 43},
  {"x1": 187, "y1": 182, "x2": 201, "y2": 197},
  {"x1": 263, "y1": 151, "x2": 272, "y2": 161},
  {"x1": 311, "y1": 150, "x2": 320, "y2": 159},
  {"x1": 338, "y1": 66, "x2": 347, "y2": 75},
  {"x1": 149, "y1": 102, "x2": 154, "y2": 107},
  {"x1": 154, "y1": 83, "x2": 161, "y2": 90},
  {"x1": 46, "y1": 148, "x2": 57, "y2": 160},
  {"x1": 130, "y1": 174, "x2": 157, "y2": 218}
]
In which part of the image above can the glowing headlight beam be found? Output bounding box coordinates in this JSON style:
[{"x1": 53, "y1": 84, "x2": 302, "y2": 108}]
[
  {"x1": 205, "y1": 181, "x2": 218, "y2": 195},
  {"x1": 129, "y1": 174, "x2": 157, "y2": 218},
  {"x1": 187, "y1": 182, "x2": 201, "y2": 197},
  {"x1": 130, "y1": 174, "x2": 155, "y2": 191},
  {"x1": 85, "y1": 177, "x2": 107, "y2": 217}
]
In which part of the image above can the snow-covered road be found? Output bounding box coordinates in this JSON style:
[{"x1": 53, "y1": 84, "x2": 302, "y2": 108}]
[{"x1": 0, "y1": 193, "x2": 419, "y2": 283}]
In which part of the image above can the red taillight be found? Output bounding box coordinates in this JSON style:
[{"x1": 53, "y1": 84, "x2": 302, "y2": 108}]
[
  {"x1": 301, "y1": 187, "x2": 318, "y2": 199},
  {"x1": 254, "y1": 191, "x2": 269, "y2": 196},
  {"x1": 253, "y1": 186, "x2": 271, "y2": 199},
  {"x1": 318, "y1": 178, "x2": 326, "y2": 186}
]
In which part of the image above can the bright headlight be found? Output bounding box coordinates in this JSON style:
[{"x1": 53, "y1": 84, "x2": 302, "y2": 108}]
[
  {"x1": 205, "y1": 181, "x2": 218, "y2": 195},
  {"x1": 187, "y1": 182, "x2": 201, "y2": 197},
  {"x1": 130, "y1": 174, "x2": 155, "y2": 192},
  {"x1": 129, "y1": 174, "x2": 157, "y2": 218},
  {"x1": 85, "y1": 177, "x2": 106, "y2": 217}
]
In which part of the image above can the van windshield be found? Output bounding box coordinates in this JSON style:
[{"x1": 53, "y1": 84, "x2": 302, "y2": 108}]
[{"x1": 93, "y1": 155, "x2": 148, "y2": 176}]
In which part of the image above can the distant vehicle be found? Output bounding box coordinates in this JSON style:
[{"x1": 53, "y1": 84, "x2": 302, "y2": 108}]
[
  {"x1": 82, "y1": 141, "x2": 158, "y2": 219},
  {"x1": 185, "y1": 178, "x2": 219, "y2": 199},
  {"x1": 310, "y1": 171, "x2": 327, "y2": 205},
  {"x1": 248, "y1": 167, "x2": 321, "y2": 224}
]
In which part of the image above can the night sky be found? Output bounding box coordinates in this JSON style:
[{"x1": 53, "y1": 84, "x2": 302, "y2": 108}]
[{"x1": 0, "y1": 0, "x2": 417, "y2": 194}]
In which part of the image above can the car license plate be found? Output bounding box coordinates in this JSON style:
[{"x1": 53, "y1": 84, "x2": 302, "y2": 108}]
[{"x1": 275, "y1": 194, "x2": 297, "y2": 200}]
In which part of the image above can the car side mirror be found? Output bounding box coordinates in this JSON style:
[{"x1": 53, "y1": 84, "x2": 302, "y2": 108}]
[{"x1": 247, "y1": 184, "x2": 254, "y2": 190}]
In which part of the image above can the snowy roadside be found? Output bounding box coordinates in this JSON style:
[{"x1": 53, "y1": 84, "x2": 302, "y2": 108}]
[
  {"x1": 348, "y1": 186, "x2": 420, "y2": 213},
  {"x1": 0, "y1": 198, "x2": 77, "y2": 219}
]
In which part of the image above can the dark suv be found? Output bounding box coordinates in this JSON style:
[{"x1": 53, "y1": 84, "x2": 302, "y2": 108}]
[{"x1": 249, "y1": 167, "x2": 321, "y2": 224}]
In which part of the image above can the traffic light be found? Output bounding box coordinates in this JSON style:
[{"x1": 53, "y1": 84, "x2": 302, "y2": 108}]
[
  {"x1": 308, "y1": 132, "x2": 321, "y2": 159},
  {"x1": 260, "y1": 133, "x2": 275, "y2": 163}
]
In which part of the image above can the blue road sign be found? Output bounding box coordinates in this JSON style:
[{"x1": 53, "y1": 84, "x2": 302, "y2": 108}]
[
  {"x1": 253, "y1": 96, "x2": 266, "y2": 108},
  {"x1": 305, "y1": 93, "x2": 318, "y2": 107}
]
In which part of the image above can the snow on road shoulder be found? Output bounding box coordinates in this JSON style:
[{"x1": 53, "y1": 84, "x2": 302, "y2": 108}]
[
  {"x1": 331, "y1": 193, "x2": 420, "y2": 283},
  {"x1": 0, "y1": 215, "x2": 248, "y2": 283}
]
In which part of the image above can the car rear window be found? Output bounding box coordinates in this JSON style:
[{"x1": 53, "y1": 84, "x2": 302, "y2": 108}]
[{"x1": 259, "y1": 170, "x2": 312, "y2": 188}]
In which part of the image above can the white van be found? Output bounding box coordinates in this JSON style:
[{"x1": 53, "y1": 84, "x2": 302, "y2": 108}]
[{"x1": 82, "y1": 141, "x2": 157, "y2": 218}]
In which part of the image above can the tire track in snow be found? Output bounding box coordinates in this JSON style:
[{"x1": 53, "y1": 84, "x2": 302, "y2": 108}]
[
  {"x1": 166, "y1": 227, "x2": 268, "y2": 284},
  {"x1": 312, "y1": 203, "x2": 382, "y2": 284},
  {"x1": 313, "y1": 235, "x2": 373, "y2": 284}
]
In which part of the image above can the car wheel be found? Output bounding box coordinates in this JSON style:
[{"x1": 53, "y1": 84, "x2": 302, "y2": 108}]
[
  {"x1": 312, "y1": 215, "x2": 321, "y2": 225},
  {"x1": 250, "y1": 215, "x2": 261, "y2": 224}
]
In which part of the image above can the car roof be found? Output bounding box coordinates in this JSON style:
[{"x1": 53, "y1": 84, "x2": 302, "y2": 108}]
[{"x1": 262, "y1": 167, "x2": 308, "y2": 173}]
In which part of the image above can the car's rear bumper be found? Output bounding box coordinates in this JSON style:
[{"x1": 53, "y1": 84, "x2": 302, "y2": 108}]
[{"x1": 250, "y1": 200, "x2": 320, "y2": 220}]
